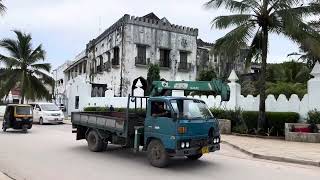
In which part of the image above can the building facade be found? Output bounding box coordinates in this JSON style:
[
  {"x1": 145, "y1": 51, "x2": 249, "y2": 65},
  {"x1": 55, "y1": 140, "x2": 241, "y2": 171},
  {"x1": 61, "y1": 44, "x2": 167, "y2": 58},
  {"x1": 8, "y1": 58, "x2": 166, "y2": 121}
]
[
  {"x1": 63, "y1": 13, "x2": 199, "y2": 113},
  {"x1": 197, "y1": 39, "x2": 250, "y2": 78}
]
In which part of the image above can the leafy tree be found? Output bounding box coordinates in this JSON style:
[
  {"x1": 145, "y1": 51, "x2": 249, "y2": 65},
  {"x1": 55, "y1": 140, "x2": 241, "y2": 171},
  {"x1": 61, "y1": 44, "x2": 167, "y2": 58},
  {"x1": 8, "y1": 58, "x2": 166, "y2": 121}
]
[
  {"x1": 266, "y1": 82, "x2": 307, "y2": 99},
  {"x1": 0, "y1": 30, "x2": 54, "y2": 104},
  {"x1": 197, "y1": 69, "x2": 217, "y2": 81},
  {"x1": 0, "y1": 0, "x2": 6, "y2": 15},
  {"x1": 146, "y1": 64, "x2": 160, "y2": 95},
  {"x1": 205, "y1": 0, "x2": 320, "y2": 130}
]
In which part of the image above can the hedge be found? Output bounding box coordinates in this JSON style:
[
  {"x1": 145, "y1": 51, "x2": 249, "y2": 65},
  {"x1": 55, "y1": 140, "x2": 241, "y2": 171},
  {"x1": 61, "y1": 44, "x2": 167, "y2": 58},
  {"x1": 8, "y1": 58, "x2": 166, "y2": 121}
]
[{"x1": 241, "y1": 111, "x2": 299, "y2": 136}]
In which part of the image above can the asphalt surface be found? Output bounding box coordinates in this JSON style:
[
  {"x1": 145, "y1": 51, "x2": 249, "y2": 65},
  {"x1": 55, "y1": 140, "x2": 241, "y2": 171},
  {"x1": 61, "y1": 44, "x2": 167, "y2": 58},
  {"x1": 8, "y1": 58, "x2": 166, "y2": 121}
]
[{"x1": 0, "y1": 123, "x2": 319, "y2": 180}]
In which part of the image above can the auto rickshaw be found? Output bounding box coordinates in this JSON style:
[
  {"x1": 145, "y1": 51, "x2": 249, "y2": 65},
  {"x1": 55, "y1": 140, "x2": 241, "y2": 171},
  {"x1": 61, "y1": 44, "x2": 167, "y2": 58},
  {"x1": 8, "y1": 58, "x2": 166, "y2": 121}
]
[{"x1": 2, "y1": 104, "x2": 33, "y2": 133}]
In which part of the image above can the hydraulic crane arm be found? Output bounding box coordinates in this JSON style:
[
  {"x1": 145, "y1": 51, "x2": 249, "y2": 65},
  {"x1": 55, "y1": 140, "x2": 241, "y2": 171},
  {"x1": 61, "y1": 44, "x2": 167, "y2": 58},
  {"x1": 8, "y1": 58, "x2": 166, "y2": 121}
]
[{"x1": 150, "y1": 80, "x2": 230, "y2": 101}]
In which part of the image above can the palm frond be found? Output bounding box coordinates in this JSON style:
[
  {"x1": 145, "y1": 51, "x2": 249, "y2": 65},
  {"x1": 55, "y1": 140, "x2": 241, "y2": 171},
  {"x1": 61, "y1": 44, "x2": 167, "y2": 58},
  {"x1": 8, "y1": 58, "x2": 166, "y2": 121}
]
[
  {"x1": 28, "y1": 44, "x2": 46, "y2": 64},
  {"x1": 0, "y1": 69, "x2": 22, "y2": 99},
  {"x1": 0, "y1": 0, "x2": 6, "y2": 15},
  {"x1": 14, "y1": 30, "x2": 33, "y2": 61},
  {"x1": 0, "y1": 38, "x2": 21, "y2": 59},
  {"x1": 205, "y1": 0, "x2": 254, "y2": 13},
  {"x1": 212, "y1": 14, "x2": 255, "y2": 29},
  {"x1": 246, "y1": 28, "x2": 262, "y2": 67},
  {"x1": 213, "y1": 23, "x2": 256, "y2": 54},
  {"x1": 0, "y1": 54, "x2": 22, "y2": 68},
  {"x1": 31, "y1": 63, "x2": 51, "y2": 72}
]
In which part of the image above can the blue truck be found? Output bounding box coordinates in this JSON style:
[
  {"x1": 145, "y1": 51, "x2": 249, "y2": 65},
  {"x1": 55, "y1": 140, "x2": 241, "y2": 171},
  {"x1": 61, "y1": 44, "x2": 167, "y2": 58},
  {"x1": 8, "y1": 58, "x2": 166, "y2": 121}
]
[{"x1": 71, "y1": 80, "x2": 230, "y2": 167}]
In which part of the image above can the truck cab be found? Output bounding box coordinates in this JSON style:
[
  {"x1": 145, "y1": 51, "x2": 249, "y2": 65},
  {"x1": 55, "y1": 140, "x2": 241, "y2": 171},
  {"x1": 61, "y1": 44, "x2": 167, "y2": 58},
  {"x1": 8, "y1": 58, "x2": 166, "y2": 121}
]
[{"x1": 144, "y1": 97, "x2": 220, "y2": 167}]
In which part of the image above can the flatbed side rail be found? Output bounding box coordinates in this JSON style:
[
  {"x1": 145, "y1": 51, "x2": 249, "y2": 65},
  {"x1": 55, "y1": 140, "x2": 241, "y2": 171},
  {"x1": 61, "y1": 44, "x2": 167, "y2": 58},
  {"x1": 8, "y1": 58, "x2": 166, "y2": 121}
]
[{"x1": 71, "y1": 112, "x2": 126, "y2": 137}]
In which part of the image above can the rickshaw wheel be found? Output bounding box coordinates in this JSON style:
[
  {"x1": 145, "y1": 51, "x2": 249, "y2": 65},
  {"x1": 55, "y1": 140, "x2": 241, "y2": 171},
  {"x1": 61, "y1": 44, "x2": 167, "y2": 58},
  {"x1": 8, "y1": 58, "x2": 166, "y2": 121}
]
[{"x1": 22, "y1": 125, "x2": 28, "y2": 133}]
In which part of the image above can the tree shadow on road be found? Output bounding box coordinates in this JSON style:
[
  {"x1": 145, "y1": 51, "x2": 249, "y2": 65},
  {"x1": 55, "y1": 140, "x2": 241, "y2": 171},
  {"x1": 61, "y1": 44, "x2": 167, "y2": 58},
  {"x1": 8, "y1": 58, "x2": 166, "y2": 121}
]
[{"x1": 69, "y1": 144, "x2": 220, "y2": 172}]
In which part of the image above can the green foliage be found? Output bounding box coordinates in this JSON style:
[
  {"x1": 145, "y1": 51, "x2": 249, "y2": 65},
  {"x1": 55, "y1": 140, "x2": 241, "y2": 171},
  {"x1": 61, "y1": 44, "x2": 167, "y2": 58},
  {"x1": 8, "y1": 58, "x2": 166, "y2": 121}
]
[
  {"x1": 242, "y1": 111, "x2": 299, "y2": 136},
  {"x1": 266, "y1": 82, "x2": 307, "y2": 99},
  {"x1": 307, "y1": 109, "x2": 320, "y2": 124},
  {"x1": 205, "y1": 0, "x2": 320, "y2": 130},
  {"x1": 197, "y1": 69, "x2": 217, "y2": 81},
  {"x1": 0, "y1": 31, "x2": 54, "y2": 103},
  {"x1": 146, "y1": 64, "x2": 160, "y2": 95},
  {"x1": 211, "y1": 108, "x2": 299, "y2": 136}
]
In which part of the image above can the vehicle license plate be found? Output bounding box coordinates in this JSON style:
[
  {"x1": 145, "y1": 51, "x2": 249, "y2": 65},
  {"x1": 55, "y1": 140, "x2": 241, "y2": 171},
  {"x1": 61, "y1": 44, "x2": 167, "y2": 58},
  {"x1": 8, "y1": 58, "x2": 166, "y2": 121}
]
[{"x1": 201, "y1": 146, "x2": 209, "y2": 154}]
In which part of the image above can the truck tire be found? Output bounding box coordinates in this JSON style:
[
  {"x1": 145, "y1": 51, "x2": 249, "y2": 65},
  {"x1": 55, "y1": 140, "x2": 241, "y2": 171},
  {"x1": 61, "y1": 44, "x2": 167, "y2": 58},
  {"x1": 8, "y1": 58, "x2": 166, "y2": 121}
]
[
  {"x1": 87, "y1": 130, "x2": 105, "y2": 152},
  {"x1": 187, "y1": 154, "x2": 203, "y2": 160},
  {"x1": 147, "y1": 139, "x2": 169, "y2": 168}
]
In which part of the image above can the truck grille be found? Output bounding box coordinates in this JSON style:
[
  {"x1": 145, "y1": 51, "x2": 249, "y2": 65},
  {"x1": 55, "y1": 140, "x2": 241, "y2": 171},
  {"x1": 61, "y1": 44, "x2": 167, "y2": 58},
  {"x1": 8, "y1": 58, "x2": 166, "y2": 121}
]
[{"x1": 51, "y1": 113, "x2": 60, "y2": 116}]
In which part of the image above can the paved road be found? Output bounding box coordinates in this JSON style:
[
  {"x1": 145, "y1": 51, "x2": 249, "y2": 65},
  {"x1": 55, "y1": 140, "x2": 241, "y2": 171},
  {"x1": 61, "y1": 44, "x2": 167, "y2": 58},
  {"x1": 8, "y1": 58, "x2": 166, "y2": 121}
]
[{"x1": 0, "y1": 123, "x2": 319, "y2": 180}]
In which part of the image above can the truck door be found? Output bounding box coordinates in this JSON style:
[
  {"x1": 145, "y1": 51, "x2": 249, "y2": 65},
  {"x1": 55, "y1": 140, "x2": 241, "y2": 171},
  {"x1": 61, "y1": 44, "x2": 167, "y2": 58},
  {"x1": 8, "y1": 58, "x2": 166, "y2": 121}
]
[{"x1": 147, "y1": 100, "x2": 176, "y2": 149}]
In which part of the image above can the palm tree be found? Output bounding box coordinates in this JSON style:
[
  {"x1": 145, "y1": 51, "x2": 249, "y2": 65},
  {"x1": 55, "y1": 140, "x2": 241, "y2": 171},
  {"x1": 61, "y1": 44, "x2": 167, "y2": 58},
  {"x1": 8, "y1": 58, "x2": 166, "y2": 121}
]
[
  {"x1": 0, "y1": 30, "x2": 54, "y2": 104},
  {"x1": 205, "y1": 0, "x2": 320, "y2": 131},
  {"x1": 0, "y1": 0, "x2": 6, "y2": 15}
]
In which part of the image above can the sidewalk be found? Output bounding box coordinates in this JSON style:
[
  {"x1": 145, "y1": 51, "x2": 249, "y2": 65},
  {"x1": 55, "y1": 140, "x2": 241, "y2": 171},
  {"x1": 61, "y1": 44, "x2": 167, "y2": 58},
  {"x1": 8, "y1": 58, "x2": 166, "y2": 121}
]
[{"x1": 222, "y1": 135, "x2": 320, "y2": 167}]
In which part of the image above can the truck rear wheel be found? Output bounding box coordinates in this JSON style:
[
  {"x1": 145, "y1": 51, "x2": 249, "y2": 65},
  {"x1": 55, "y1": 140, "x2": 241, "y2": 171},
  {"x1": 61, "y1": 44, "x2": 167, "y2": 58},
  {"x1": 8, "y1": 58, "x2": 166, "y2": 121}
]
[
  {"x1": 187, "y1": 154, "x2": 203, "y2": 160},
  {"x1": 147, "y1": 139, "x2": 169, "y2": 168},
  {"x1": 87, "y1": 130, "x2": 106, "y2": 152}
]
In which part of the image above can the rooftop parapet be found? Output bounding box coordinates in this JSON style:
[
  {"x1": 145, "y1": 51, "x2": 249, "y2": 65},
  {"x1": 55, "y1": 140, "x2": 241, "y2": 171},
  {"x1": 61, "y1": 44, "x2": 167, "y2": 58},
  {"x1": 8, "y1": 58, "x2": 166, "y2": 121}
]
[{"x1": 127, "y1": 15, "x2": 198, "y2": 36}]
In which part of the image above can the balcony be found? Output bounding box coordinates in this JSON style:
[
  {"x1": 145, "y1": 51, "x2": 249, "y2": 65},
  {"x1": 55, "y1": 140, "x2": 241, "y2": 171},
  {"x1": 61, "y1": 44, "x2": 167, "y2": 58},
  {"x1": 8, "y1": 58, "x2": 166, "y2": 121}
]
[
  {"x1": 159, "y1": 60, "x2": 170, "y2": 70},
  {"x1": 135, "y1": 57, "x2": 150, "y2": 67},
  {"x1": 112, "y1": 58, "x2": 120, "y2": 68},
  {"x1": 178, "y1": 62, "x2": 191, "y2": 72}
]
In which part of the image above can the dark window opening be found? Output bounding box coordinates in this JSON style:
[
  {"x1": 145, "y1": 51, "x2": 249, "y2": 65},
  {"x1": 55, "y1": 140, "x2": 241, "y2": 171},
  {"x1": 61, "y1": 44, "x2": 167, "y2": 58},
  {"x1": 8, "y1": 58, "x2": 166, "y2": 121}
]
[
  {"x1": 97, "y1": 56, "x2": 103, "y2": 72},
  {"x1": 179, "y1": 51, "x2": 189, "y2": 70},
  {"x1": 75, "y1": 96, "x2": 79, "y2": 109},
  {"x1": 79, "y1": 64, "x2": 82, "y2": 74},
  {"x1": 160, "y1": 49, "x2": 170, "y2": 68},
  {"x1": 136, "y1": 45, "x2": 147, "y2": 65},
  {"x1": 83, "y1": 61, "x2": 87, "y2": 74},
  {"x1": 113, "y1": 47, "x2": 120, "y2": 65}
]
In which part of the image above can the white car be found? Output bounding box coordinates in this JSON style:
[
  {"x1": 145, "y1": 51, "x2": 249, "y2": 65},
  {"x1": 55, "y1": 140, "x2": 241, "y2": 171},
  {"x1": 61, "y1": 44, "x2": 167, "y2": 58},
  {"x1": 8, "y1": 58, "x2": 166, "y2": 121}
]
[{"x1": 31, "y1": 103, "x2": 64, "y2": 124}]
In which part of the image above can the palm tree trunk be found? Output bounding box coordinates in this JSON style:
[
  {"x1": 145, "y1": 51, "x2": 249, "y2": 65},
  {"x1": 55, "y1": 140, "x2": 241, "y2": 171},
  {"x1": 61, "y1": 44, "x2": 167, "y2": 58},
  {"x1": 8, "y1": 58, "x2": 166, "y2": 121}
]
[
  {"x1": 258, "y1": 26, "x2": 268, "y2": 131},
  {"x1": 20, "y1": 72, "x2": 25, "y2": 104}
]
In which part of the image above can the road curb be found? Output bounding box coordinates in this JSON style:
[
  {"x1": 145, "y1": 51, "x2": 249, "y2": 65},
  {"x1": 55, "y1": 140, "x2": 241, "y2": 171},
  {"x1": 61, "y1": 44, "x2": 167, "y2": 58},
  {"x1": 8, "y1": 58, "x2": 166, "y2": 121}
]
[
  {"x1": 0, "y1": 172, "x2": 13, "y2": 180},
  {"x1": 222, "y1": 141, "x2": 320, "y2": 167}
]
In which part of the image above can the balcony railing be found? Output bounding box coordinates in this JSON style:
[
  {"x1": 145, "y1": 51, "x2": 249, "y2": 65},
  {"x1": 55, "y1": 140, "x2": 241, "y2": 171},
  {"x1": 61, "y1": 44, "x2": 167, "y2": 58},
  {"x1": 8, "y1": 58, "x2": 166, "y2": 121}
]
[
  {"x1": 178, "y1": 62, "x2": 191, "y2": 72},
  {"x1": 135, "y1": 57, "x2": 149, "y2": 66},
  {"x1": 159, "y1": 59, "x2": 170, "y2": 68}
]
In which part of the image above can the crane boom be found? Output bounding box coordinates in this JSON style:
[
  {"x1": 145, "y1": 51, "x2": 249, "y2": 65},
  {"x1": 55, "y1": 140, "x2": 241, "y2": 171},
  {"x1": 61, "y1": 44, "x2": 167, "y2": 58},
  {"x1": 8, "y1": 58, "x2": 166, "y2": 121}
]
[{"x1": 150, "y1": 80, "x2": 230, "y2": 101}]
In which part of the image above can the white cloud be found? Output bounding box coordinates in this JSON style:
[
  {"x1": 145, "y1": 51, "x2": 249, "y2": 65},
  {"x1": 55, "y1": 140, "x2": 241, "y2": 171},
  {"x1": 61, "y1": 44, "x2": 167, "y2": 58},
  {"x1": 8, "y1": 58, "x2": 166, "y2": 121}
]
[{"x1": 0, "y1": 0, "x2": 301, "y2": 67}]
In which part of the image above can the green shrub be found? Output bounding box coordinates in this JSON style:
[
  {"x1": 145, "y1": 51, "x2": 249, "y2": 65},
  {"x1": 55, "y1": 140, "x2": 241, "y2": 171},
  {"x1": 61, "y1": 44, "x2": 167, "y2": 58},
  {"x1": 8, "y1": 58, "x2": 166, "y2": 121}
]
[
  {"x1": 307, "y1": 109, "x2": 320, "y2": 124},
  {"x1": 83, "y1": 107, "x2": 108, "y2": 112},
  {"x1": 242, "y1": 111, "x2": 299, "y2": 136},
  {"x1": 212, "y1": 109, "x2": 299, "y2": 136}
]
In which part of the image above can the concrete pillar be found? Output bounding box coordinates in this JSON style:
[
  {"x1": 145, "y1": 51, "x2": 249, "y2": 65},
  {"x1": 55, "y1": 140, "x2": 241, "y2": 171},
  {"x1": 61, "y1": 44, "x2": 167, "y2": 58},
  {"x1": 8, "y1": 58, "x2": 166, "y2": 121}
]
[
  {"x1": 227, "y1": 70, "x2": 241, "y2": 109},
  {"x1": 308, "y1": 61, "x2": 320, "y2": 111}
]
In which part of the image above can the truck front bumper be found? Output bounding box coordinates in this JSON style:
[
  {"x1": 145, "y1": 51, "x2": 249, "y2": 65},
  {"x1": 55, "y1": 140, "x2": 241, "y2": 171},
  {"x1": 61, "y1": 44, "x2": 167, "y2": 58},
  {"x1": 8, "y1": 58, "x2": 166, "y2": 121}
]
[{"x1": 169, "y1": 143, "x2": 220, "y2": 157}]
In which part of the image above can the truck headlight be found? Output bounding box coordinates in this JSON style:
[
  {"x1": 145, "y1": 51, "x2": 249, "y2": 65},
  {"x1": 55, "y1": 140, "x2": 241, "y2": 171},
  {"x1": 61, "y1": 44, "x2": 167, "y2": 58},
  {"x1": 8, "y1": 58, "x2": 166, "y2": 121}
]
[
  {"x1": 185, "y1": 142, "x2": 190, "y2": 148},
  {"x1": 181, "y1": 142, "x2": 185, "y2": 148}
]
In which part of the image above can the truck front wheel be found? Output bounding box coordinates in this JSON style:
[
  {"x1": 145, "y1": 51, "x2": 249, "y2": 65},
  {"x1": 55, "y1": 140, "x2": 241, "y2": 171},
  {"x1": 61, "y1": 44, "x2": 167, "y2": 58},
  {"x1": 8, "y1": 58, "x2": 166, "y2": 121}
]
[
  {"x1": 87, "y1": 130, "x2": 106, "y2": 152},
  {"x1": 147, "y1": 140, "x2": 169, "y2": 168}
]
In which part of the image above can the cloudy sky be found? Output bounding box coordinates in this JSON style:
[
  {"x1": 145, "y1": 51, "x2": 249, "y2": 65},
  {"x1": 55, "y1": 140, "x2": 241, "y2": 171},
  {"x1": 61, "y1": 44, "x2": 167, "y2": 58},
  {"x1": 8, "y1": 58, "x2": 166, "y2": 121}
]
[{"x1": 0, "y1": 0, "x2": 300, "y2": 69}]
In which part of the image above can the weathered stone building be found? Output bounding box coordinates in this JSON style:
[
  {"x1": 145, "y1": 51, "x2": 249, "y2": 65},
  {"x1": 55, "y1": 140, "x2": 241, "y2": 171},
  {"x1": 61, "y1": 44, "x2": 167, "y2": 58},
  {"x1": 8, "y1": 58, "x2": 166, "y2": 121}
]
[
  {"x1": 197, "y1": 39, "x2": 250, "y2": 78},
  {"x1": 62, "y1": 13, "x2": 199, "y2": 112}
]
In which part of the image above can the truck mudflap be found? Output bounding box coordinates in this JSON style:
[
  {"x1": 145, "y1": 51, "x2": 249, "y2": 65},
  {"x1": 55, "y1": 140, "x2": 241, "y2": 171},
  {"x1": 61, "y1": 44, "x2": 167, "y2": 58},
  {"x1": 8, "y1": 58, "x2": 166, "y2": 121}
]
[{"x1": 169, "y1": 143, "x2": 220, "y2": 157}]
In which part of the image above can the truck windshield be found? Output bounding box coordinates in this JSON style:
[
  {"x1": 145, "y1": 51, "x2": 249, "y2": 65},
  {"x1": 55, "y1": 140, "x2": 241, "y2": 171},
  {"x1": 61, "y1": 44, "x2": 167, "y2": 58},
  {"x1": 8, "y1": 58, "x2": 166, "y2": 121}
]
[
  {"x1": 41, "y1": 104, "x2": 60, "y2": 111},
  {"x1": 16, "y1": 106, "x2": 32, "y2": 115},
  {"x1": 170, "y1": 99, "x2": 213, "y2": 120}
]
